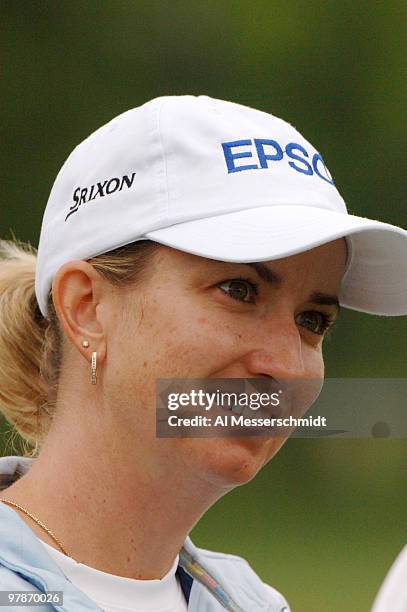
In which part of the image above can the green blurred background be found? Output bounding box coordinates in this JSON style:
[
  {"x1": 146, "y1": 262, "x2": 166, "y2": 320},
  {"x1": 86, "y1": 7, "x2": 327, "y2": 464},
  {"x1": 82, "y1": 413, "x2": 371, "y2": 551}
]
[{"x1": 1, "y1": 2, "x2": 406, "y2": 610}]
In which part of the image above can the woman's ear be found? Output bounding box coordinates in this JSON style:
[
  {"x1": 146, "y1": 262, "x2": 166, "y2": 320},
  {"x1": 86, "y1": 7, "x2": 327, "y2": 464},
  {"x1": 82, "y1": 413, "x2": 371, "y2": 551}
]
[{"x1": 51, "y1": 260, "x2": 107, "y2": 363}]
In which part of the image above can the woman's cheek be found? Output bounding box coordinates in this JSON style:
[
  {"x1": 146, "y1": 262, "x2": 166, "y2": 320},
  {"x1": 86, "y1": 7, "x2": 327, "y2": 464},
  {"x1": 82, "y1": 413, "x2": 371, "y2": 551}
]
[
  {"x1": 305, "y1": 343, "x2": 325, "y2": 378},
  {"x1": 193, "y1": 316, "x2": 242, "y2": 352}
]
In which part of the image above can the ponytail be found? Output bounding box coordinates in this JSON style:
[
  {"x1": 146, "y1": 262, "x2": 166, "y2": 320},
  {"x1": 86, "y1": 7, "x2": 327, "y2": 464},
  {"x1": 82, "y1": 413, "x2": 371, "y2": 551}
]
[
  {"x1": 0, "y1": 237, "x2": 160, "y2": 456},
  {"x1": 0, "y1": 239, "x2": 57, "y2": 456}
]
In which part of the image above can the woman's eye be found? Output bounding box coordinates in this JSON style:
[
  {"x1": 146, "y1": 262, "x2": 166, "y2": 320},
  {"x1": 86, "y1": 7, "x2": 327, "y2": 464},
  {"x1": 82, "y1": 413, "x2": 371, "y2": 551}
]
[
  {"x1": 296, "y1": 311, "x2": 334, "y2": 335},
  {"x1": 217, "y1": 278, "x2": 259, "y2": 304}
]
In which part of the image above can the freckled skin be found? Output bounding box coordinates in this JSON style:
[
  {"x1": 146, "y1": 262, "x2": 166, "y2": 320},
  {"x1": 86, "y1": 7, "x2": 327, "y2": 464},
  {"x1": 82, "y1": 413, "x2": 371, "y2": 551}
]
[
  {"x1": 2, "y1": 238, "x2": 348, "y2": 579},
  {"x1": 104, "y1": 239, "x2": 347, "y2": 491}
]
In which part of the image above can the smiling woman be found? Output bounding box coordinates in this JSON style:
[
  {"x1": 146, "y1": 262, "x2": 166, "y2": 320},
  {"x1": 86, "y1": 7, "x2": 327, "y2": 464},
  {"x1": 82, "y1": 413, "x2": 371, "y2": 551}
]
[{"x1": 0, "y1": 95, "x2": 406, "y2": 612}]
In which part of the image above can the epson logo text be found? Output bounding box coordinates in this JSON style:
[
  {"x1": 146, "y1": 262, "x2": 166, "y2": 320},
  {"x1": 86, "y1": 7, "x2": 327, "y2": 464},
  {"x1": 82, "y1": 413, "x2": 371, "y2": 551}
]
[{"x1": 221, "y1": 139, "x2": 334, "y2": 184}]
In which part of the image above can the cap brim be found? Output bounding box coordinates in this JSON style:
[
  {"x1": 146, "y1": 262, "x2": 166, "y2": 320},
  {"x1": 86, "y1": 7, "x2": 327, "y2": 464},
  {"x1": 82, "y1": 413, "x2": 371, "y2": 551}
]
[{"x1": 146, "y1": 205, "x2": 407, "y2": 316}]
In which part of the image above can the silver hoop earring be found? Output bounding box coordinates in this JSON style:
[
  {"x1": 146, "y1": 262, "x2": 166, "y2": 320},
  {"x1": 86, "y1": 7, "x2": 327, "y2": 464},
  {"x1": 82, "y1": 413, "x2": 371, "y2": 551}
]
[{"x1": 91, "y1": 351, "x2": 97, "y2": 385}]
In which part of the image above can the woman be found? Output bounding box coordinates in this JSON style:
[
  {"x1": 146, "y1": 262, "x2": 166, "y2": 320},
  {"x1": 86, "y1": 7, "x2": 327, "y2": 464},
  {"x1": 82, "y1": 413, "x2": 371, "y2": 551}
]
[{"x1": 0, "y1": 95, "x2": 406, "y2": 612}]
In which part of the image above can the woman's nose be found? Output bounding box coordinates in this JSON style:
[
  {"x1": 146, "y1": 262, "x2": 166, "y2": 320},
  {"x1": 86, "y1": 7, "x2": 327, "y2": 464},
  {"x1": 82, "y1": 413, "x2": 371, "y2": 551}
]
[{"x1": 243, "y1": 326, "x2": 306, "y2": 380}]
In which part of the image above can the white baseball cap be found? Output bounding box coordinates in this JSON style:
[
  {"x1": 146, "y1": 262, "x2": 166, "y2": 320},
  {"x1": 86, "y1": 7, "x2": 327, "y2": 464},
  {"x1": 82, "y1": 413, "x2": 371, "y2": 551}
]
[{"x1": 35, "y1": 95, "x2": 407, "y2": 318}]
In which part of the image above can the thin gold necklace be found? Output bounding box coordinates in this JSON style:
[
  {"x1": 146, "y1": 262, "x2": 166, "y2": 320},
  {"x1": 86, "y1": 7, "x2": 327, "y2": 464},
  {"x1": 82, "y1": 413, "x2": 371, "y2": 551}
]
[
  {"x1": 0, "y1": 499, "x2": 71, "y2": 557},
  {"x1": 0, "y1": 500, "x2": 110, "y2": 610},
  {"x1": 0, "y1": 499, "x2": 241, "y2": 611}
]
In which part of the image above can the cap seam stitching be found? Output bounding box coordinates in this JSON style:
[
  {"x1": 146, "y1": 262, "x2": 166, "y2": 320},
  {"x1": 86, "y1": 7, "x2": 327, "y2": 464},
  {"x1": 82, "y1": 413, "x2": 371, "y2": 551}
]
[
  {"x1": 156, "y1": 98, "x2": 170, "y2": 225},
  {"x1": 147, "y1": 202, "x2": 340, "y2": 230}
]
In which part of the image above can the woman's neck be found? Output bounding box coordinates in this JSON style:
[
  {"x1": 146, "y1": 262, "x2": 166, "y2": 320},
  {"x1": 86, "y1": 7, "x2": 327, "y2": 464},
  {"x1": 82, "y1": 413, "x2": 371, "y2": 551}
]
[{"x1": 3, "y1": 427, "x2": 224, "y2": 579}]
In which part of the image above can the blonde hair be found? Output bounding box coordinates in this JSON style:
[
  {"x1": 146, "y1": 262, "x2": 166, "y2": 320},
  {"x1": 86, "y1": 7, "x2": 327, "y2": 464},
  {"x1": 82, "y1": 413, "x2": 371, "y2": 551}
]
[{"x1": 0, "y1": 238, "x2": 159, "y2": 457}]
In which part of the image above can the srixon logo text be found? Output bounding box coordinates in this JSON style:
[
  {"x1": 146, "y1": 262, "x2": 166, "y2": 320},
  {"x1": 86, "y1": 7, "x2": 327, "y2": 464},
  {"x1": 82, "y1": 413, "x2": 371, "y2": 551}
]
[{"x1": 65, "y1": 172, "x2": 136, "y2": 221}]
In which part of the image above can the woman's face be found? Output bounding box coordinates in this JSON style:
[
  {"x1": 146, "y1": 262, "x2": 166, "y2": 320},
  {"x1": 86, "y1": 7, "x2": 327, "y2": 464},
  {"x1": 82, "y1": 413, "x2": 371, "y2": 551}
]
[{"x1": 104, "y1": 238, "x2": 347, "y2": 491}]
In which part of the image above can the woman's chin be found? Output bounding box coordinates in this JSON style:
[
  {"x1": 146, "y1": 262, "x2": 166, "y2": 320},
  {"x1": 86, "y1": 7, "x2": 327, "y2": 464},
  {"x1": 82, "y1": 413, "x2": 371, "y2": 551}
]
[{"x1": 192, "y1": 436, "x2": 285, "y2": 488}]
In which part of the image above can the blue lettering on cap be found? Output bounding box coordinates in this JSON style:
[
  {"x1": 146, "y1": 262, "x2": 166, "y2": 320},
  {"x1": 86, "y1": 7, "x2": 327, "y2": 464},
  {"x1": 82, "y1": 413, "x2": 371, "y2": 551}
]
[
  {"x1": 285, "y1": 143, "x2": 313, "y2": 175},
  {"x1": 221, "y1": 138, "x2": 335, "y2": 185},
  {"x1": 312, "y1": 153, "x2": 334, "y2": 184},
  {"x1": 254, "y1": 139, "x2": 283, "y2": 168},
  {"x1": 222, "y1": 140, "x2": 258, "y2": 173}
]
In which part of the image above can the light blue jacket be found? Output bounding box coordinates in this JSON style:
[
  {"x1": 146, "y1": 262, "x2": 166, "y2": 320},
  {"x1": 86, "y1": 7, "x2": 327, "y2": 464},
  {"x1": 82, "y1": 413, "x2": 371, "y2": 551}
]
[{"x1": 0, "y1": 456, "x2": 290, "y2": 611}]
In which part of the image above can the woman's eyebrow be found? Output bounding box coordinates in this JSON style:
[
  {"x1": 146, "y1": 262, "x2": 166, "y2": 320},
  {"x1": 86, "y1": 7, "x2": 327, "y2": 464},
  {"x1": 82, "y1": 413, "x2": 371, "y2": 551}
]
[
  {"x1": 309, "y1": 292, "x2": 340, "y2": 312},
  {"x1": 246, "y1": 262, "x2": 283, "y2": 286},
  {"x1": 245, "y1": 263, "x2": 340, "y2": 312}
]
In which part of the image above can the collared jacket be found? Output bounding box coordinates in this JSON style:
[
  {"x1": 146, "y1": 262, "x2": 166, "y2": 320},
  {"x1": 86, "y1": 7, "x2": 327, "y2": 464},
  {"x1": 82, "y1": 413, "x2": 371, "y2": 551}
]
[{"x1": 0, "y1": 456, "x2": 290, "y2": 612}]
